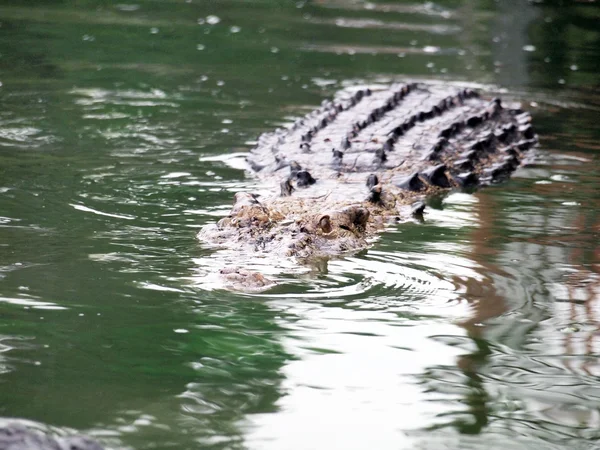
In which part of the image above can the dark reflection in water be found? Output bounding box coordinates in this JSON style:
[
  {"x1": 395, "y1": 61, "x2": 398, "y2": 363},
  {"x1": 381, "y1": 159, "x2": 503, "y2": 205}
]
[
  {"x1": 411, "y1": 103, "x2": 600, "y2": 448},
  {"x1": 0, "y1": 0, "x2": 599, "y2": 449}
]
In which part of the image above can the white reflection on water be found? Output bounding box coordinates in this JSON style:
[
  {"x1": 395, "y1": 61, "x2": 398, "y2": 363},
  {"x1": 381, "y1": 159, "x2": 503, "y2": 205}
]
[
  {"x1": 199, "y1": 152, "x2": 253, "y2": 172},
  {"x1": 71, "y1": 87, "x2": 174, "y2": 102},
  {"x1": 302, "y1": 43, "x2": 464, "y2": 56},
  {"x1": 309, "y1": 17, "x2": 461, "y2": 35},
  {"x1": 0, "y1": 126, "x2": 42, "y2": 142},
  {"x1": 244, "y1": 301, "x2": 471, "y2": 450},
  {"x1": 0, "y1": 295, "x2": 67, "y2": 310},
  {"x1": 319, "y1": 1, "x2": 454, "y2": 18},
  {"x1": 70, "y1": 203, "x2": 136, "y2": 220}
]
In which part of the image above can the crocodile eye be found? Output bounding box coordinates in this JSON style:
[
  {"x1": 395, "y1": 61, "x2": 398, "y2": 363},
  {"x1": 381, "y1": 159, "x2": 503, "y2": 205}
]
[{"x1": 318, "y1": 215, "x2": 332, "y2": 234}]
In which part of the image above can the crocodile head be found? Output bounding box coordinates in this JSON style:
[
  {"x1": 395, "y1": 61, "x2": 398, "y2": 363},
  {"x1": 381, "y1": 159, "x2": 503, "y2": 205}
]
[{"x1": 201, "y1": 192, "x2": 374, "y2": 260}]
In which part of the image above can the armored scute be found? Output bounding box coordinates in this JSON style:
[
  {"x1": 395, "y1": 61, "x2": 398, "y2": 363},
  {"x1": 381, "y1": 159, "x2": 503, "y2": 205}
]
[{"x1": 198, "y1": 82, "x2": 537, "y2": 288}]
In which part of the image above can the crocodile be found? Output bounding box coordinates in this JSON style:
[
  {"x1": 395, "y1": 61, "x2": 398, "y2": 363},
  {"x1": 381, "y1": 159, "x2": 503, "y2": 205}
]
[
  {"x1": 0, "y1": 422, "x2": 104, "y2": 450},
  {"x1": 197, "y1": 82, "x2": 537, "y2": 290}
]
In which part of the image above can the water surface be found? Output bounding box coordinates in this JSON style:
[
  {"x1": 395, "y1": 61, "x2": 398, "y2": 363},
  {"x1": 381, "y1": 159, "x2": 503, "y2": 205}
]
[{"x1": 0, "y1": 0, "x2": 599, "y2": 449}]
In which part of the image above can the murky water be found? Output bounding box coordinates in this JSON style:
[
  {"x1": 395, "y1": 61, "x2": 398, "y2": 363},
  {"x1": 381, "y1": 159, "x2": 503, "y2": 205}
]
[{"x1": 0, "y1": 0, "x2": 599, "y2": 449}]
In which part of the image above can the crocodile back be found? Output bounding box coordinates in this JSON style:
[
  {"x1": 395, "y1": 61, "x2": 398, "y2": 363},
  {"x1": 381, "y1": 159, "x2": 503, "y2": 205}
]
[{"x1": 248, "y1": 83, "x2": 536, "y2": 199}]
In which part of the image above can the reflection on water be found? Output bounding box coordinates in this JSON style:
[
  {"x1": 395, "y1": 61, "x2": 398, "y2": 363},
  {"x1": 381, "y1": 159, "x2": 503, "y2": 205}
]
[{"x1": 0, "y1": 0, "x2": 599, "y2": 449}]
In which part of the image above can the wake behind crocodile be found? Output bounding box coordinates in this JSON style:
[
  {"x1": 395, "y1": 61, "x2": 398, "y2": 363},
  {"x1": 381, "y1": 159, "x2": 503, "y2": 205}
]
[{"x1": 197, "y1": 82, "x2": 537, "y2": 291}]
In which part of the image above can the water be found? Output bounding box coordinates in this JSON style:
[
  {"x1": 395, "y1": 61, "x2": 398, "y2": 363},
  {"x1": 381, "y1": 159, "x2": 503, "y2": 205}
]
[{"x1": 0, "y1": 0, "x2": 599, "y2": 449}]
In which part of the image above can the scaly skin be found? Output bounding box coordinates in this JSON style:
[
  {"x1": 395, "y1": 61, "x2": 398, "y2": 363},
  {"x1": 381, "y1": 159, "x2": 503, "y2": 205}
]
[
  {"x1": 0, "y1": 423, "x2": 104, "y2": 450},
  {"x1": 197, "y1": 82, "x2": 537, "y2": 289}
]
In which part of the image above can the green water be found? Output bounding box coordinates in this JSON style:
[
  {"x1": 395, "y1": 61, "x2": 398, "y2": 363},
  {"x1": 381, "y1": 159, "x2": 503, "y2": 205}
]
[{"x1": 0, "y1": 1, "x2": 599, "y2": 449}]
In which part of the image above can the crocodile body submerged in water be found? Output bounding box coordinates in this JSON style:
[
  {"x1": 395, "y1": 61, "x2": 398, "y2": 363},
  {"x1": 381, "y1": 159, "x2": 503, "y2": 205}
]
[
  {"x1": 197, "y1": 82, "x2": 537, "y2": 290},
  {"x1": 0, "y1": 422, "x2": 104, "y2": 450}
]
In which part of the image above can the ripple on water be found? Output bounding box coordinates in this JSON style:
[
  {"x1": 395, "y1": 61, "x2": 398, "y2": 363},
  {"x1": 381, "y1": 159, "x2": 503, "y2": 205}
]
[
  {"x1": 71, "y1": 88, "x2": 178, "y2": 107},
  {"x1": 243, "y1": 284, "x2": 474, "y2": 450},
  {"x1": 302, "y1": 43, "x2": 464, "y2": 57},
  {"x1": 0, "y1": 295, "x2": 67, "y2": 310},
  {"x1": 189, "y1": 243, "x2": 473, "y2": 309},
  {"x1": 0, "y1": 125, "x2": 57, "y2": 148},
  {"x1": 70, "y1": 203, "x2": 136, "y2": 220},
  {"x1": 311, "y1": 17, "x2": 461, "y2": 35}
]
